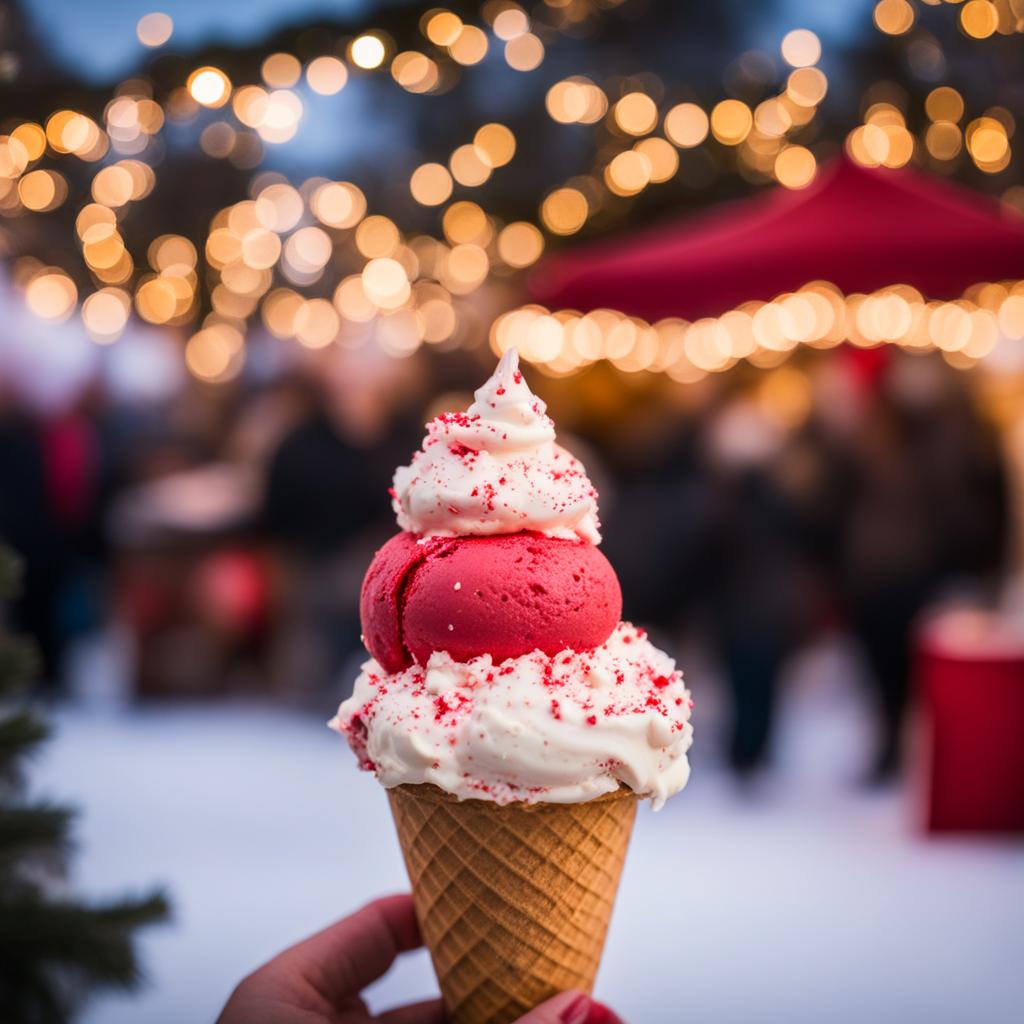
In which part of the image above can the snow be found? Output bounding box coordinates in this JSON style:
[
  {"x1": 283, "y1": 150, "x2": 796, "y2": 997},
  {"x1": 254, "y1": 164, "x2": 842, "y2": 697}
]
[{"x1": 29, "y1": 640, "x2": 1024, "y2": 1024}]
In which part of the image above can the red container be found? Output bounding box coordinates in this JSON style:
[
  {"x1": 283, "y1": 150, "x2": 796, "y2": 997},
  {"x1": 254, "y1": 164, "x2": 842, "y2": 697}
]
[{"x1": 917, "y1": 610, "x2": 1024, "y2": 834}]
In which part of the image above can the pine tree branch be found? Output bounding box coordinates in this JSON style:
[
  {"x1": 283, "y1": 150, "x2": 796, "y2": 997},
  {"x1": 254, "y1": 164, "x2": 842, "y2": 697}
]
[
  {"x1": 0, "y1": 543, "x2": 174, "y2": 1018},
  {"x1": 0, "y1": 710, "x2": 51, "y2": 779},
  {"x1": 0, "y1": 804, "x2": 73, "y2": 864},
  {"x1": 0, "y1": 636, "x2": 39, "y2": 698},
  {"x1": 0, "y1": 888, "x2": 171, "y2": 988},
  {"x1": 0, "y1": 963, "x2": 70, "y2": 1024}
]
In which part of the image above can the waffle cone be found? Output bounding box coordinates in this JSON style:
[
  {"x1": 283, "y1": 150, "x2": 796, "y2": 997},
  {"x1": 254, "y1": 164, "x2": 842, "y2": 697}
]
[{"x1": 387, "y1": 783, "x2": 637, "y2": 1024}]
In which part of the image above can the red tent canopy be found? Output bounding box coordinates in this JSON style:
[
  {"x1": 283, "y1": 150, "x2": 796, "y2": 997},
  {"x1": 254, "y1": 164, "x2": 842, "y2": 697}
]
[{"x1": 530, "y1": 158, "x2": 1024, "y2": 322}]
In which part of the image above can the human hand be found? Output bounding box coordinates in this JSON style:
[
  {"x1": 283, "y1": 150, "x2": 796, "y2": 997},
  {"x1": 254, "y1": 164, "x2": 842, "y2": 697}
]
[{"x1": 217, "y1": 893, "x2": 625, "y2": 1024}]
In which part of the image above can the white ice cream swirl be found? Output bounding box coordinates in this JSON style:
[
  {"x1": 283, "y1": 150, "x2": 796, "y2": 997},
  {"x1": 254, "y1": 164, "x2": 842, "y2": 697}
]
[
  {"x1": 331, "y1": 623, "x2": 693, "y2": 809},
  {"x1": 391, "y1": 349, "x2": 601, "y2": 543}
]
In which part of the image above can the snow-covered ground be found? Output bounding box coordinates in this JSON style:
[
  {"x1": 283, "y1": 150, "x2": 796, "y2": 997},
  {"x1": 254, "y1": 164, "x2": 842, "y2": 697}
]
[{"x1": 31, "y1": 640, "x2": 1024, "y2": 1024}]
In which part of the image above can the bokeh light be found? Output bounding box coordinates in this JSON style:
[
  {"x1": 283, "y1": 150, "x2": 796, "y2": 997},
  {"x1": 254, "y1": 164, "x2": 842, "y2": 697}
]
[
  {"x1": 82, "y1": 287, "x2": 131, "y2": 342},
  {"x1": 873, "y1": 0, "x2": 916, "y2": 36},
  {"x1": 410, "y1": 163, "x2": 454, "y2": 205},
  {"x1": 261, "y1": 53, "x2": 301, "y2": 88},
  {"x1": 350, "y1": 35, "x2": 387, "y2": 70},
  {"x1": 25, "y1": 270, "x2": 78, "y2": 322},
  {"x1": 634, "y1": 137, "x2": 678, "y2": 182},
  {"x1": 424, "y1": 11, "x2": 463, "y2": 47},
  {"x1": 614, "y1": 93, "x2": 658, "y2": 136},
  {"x1": 774, "y1": 145, "x2": 817, "y2": 189},
  {"x1": 306, "y1": 56, "x2": 348, "y2": 95},
  {"x1": 474, "y1": 124, "x2": 516, "y2": 167},
  {"x1": 665, "y1": 103, "x2": 709, "y2": 148},
  {"x1": 391, "y1": 51, "x2": 440, "y2": 93},
  {"x1": 136, "y1": 12, "x2": 173, "y2": 48},
  {"x1": 960, "y1": 0, "x2": 999, "y2": 39},
  {"x1": 312, "y1": 181, "x2": 366, "y2": 227},
  {"x1": 781, "y1": 29, "x2": 821, "y2": 68},
  {"x1": 505, "y1": 33, "x2": 544, "y2": 72},
  {"x1": 498, "y1": 222, "x2": 544, "y2": 268},
  {"x1": 710, "y1": 99, "x2": 753, "y2": 145},
  {"x1": 449, "y1": 144, "x2": 491, "y2": 187},
  {"x1": 449, "y1": 26, "x2": 488, "y2": 65},
  {"x1": 541, "y1": 188, "x2": 588, "y2": 234},
  {"x1": 188, "y1": 67, "x2": 231, "y2": 108}
]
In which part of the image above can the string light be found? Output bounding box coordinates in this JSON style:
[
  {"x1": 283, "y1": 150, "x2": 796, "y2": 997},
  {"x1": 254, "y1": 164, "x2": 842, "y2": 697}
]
[
  {"x1": 960, "y1": 0, "x2": 999, "y2": 38},
  {"x1": 873, "y1": 0, "x2": 916, "y2": 36},
  {"x1": 311, "y1": 181, "x2": 366, "y2": 227},
  {"x1": 541, "y1": 187, "x2": 588, "y2": 234},
  {"x1": 474, "y1": 123, "x2": 516, "y2": 167},
  {"x1": 25, "y1": 270, "x2": 77, "y2": 322},
  {"x1": 495, "y1": 279, "x2": 1024, "y2": 378},
  {"x1": 505, "y1": 33, "x2": 544, "y2": 72},
  {"x1": 136, "y1": 12, "x2": 173, "y2": 48},
  {"x1": 392, "y1": 52, "x2": 439, "y2": 93},
  {"x1": 424, "y1": 11, "x2": 463, "y2": 47},
  {"x1": 188, "y1": 67, "x2": 231, "y2": 108},
  {"x1": 614, "y1": 93, "x2": 658, "y2": 136},
  {"x1": 664, "y1": 103, "x2": 709, "y2": 147},
  {"x1": 780, "y1": 29, "x2": 821, "y2": 68},
  {"x1": 448, "y1": 26, "x2": 489, "y2": 65},
  {"x1": 306, "y1": 56, "x2": 348, "y2": 95},
  {"x1": 774, "y1": 145, "x2": 817, "y2": 188},
  {"x1": 497, "y1": 222, "x2": 544, "y2": 268},
  {"x1": 410, "y1": 163, "x2": 454, "y2": 205},
  {"x1": 4, "y1": 0, "x2": 1022, "y2": 385},
  {"x1": 443, "y1": 202, "x2": 490, "y2": 245},
  {"x1": 261, "y1": 53, "x2": 301, "y2": 88},
  {"x1": 710, "y1": 100, "x2": 753, "y2": 145},
  {"x1": 350, "y1": 35, "x2": 387, "y2": 70},
  {"x1": 605, "y1": 150, "x2": 651, "y2": 195}
]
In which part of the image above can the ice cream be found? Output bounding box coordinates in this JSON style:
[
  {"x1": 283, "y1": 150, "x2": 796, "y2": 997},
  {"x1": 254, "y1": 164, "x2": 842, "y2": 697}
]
[
  {"x1": 344, "y1": 623, "x2": 689, "y2": 808},
  {"x1": 330, "y1": 349, "x2": 693, "y2": 1023},
  {"x1": 359, "y1": 530, "x2": 622, "y2": 672},
  {"x1": 333, "y1": 348, "x2": 693, "y2": 807},
  {"x1": 390, "y1": 345, "x2": 601, "y2": 542}
]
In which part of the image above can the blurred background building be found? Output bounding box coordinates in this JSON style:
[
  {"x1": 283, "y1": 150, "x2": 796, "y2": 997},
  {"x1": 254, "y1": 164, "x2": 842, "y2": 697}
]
[{"x1": 1, "y1": 0, "x2": 1023, "y2": 1021}]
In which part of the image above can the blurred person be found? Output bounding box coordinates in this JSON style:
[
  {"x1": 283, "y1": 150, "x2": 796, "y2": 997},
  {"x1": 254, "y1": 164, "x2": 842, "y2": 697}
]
[
  {"x1": 0, "y1": 388, "x2": 107, "y2": 683},
  {"x1": 838, "y1": 352, "x2": 1008, "y2": 781},
  {"x1": 693, "y1": 385, "x2": 818, "y2": 777},
  {"x1": 262, "y1": 347, "x2": 427, "y2": 695},
  {"x1": 0, "y1": 398, "x2": 61, "y2": 675},
  {"x1": 217, "y1": 893, "x2": 623, "y2": 1024}
]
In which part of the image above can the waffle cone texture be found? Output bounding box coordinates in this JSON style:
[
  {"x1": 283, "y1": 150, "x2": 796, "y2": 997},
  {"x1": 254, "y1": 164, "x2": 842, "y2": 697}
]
[{"x1": 387, "y1": 783, "x2": 637, "y2": 1024}]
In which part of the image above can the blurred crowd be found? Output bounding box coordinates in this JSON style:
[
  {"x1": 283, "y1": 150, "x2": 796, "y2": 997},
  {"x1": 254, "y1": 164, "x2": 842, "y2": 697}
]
[{"x1": 0, "y1": 335, "x2": 1012, "y2": 785}]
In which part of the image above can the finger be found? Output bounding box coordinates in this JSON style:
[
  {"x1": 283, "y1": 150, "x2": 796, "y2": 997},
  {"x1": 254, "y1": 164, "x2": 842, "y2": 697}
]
[
  {"x1": 376, "y1": 997, "x2": 447, "y2": 1024},
  {"x1": 271, "y1": 893, "x2": 422, "y2": 1003},
  {"x1": 515, "y1": 990, "x2": 626, "y2": 1024}
]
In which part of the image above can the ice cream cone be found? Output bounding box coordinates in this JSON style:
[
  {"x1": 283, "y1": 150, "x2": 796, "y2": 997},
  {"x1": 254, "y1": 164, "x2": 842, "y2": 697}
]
[{"x1": 387, "y1": 783, "x2": 637, "y2": 1024}]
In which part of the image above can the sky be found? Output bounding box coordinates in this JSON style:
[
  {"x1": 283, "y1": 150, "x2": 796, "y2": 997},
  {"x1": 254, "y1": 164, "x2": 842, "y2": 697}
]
[
  {"x1": 24, "y1": 0, "x2": 382, "y2": 83},
  {"x1": 24, "y1": 0, "x2": 875, "y2": 85}
]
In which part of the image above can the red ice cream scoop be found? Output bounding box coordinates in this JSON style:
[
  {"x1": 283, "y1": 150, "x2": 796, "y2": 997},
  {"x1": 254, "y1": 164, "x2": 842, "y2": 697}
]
[{"x1": 360, "y1": 531, "x2": 622, "y2": 673}]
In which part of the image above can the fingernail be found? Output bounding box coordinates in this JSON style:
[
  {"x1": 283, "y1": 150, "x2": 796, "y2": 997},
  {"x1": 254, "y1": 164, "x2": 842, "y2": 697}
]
[
  {"x1": 582, "y1": 1001, "x2": 626, "y2": 1024},
  {"x1": 559, "y1": 993, "x2": 592, "y2": 1024},
  {"x1": 559, "y1": 995, "x2": 625, "y2": 1024}
]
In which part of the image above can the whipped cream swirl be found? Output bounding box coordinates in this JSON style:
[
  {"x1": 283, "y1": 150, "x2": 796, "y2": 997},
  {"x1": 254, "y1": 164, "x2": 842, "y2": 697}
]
[
  {"x1": 331, "y1": 623, "x2": 693, "y2": 808},
  {"x1": 392, "y1": 349, "x2": 601, "y2": 543}
]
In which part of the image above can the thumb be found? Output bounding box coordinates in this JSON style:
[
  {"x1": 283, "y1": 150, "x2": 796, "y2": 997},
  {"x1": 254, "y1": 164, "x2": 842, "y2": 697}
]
[{"x1": 514, "y1": 990, "x2": 625, "y2": 1024}]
